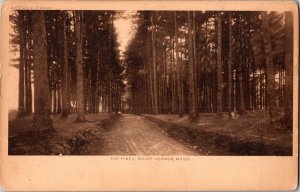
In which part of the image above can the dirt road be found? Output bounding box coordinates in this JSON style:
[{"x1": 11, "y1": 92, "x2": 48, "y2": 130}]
[{"x1": 87, "y1": 114, "x2": 198, "y2": 155}]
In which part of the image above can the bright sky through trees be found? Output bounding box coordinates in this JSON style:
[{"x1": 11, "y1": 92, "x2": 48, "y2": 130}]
[{"x1": 114, "y1": 11, "x2": 138, "y2": 59}]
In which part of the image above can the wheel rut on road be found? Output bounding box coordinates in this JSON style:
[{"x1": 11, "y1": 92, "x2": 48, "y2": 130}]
[{"x1": 88, "y1": 114, "x2": 199, "y2": 155}]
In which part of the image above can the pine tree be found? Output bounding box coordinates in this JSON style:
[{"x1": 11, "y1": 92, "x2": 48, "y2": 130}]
[
  {"x1": 61, "y1": 11, "x2": 70, "y2": 118},
  {"x1": 262, "y1": 12, "x2": 277, "y2": 126},
  {"x1": 283, "y1": 11, "x2": 293, "y2": 129},
  {"x1": 216, "y1": 12, "x2": 223, "y2": 116},
  {"x1": 75, "y1": 10, "x2": 86, "y2": 121},
  {"x1": 187, "y1": 11, "x2": 197, "y2": 120},
  {"x1": 32, "y1": 11, "x2": 53, "y2": 131}
]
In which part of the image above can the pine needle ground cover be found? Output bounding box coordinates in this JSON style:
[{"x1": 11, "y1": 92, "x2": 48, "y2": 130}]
[
  {"x1": 144, "y1": 111, "x2": 292, "y2": 155},
  {"x1": 8, "y1": 112, "x2": 113, "y2": 155}
]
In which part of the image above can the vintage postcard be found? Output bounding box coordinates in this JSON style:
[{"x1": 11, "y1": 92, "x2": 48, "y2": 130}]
[{"x1": 0, "y1": 0, "x2": 298, "y2": 191}]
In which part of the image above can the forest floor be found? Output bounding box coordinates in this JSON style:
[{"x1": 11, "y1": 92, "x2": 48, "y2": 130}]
[
  {"x1": 8, "y1": 112, "x2": 198, "y2": 155},
  {"x1": 144, "y1": 111, "x2": 293, "y2": 155},
  {"x1": 9, "y1": 111, "x2": 113, "y2": 155},
  {"x1": 8, "y1": 110, "x2": 292, "y2": 155}
]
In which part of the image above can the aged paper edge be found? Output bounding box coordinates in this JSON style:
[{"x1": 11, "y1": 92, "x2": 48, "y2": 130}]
[{"x1": 0, "y1": 0, "x2": 298, "y2": 191}]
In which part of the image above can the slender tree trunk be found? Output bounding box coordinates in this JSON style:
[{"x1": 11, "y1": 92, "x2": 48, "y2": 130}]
[
  {"x1": 216, "y1": 12, "x2": 223, "y2": 116},
  {"x1": 27, "y1": 14, "x2": 33, "y2": 115},
  {"x1": 238, "y1": 65, "x2": 246, "y2": 113},
  {"x1": 107, "y1": 14, "x2": 113, "y2": 114},
  {"x1": 61, "y1": 12, "x2": 70, "y2": 118},
  {"x1": 227, "y1": 12, "x2": 233, "y2": 113},
  {"x1": 238, "y1": 15, "x2": 246, "y2": 113},
  {"x1": 95, "y1": 42, "x2": 100, "y2": 113},
  {"x1": 108, "y1": 80, "x2": 112, "y2": 113},
  {"x1": 164, "y1": 50, "x2": 168, "y2": 113},
  {"x1": 174, "y1": 12, "x2": 184, "y2": 117},
  {"x1": 151, "y1": 11, "x2": 159, "y2": 114},
  {"x1": 146, "y1": 30, "x2": 154, "y2": 113},
  {"x1": 75, "y1": 10, "x2": 85, "y2": 121},
  {"x1": 170, "y1": 38, "x2": 175, "y2": 113},
  {"x1": 204, "y1": 20, "x2": 208, "y2": 112},
  {"x1": 283, "y1": 11, "x2": 293, "y2": 130},
  {"x1": 17, "y1": 11, "x2": 26, "y2": 118},
  {"x1": 279, "y1": 68, "x2": 282, "y2": 106},
  {"x1": 57, "y1": 84, "x2": 61, "y2": 113},
  {"x1": 24, "y1": 15, "x2": 32, "y2": 116},
  {"x1": 187, "y1": 11, "x2": 197, "y2": 120},
  {"x1": 259, "y1": 69, "x2": 263, "y2": 109},
  {"x1": 87, "y1": 70, "x2": 92, "y2": 113},
  {"x1": 192, "y1": 11, "x2": 199, "y2": 117},
  {"x1": 53, "y1": 87, "x2": 57, "y2": 113},
  {"x1": 261, "y1": 12, "x2": 277, "y2": 126},
  {"x1": 252, "y1": 71, "x2": 257, "y2": 109},
  {"x1": 25, "y1": 53, "x2": 32, "y2": 115},
  {"x1": 32, "y1": 11, "x2": 53, "y2": 131}
]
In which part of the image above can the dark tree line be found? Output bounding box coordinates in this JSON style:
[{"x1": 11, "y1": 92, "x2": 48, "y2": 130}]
[
  {"x1": 125, "y1": 11, "x2": 293, "y2": 129},
  {"x1": 10, "y1": 10, "x2": 124, "y2": 130},
  {"x1": 9, "y1": 10, "x2": 294, "y2": 131}
]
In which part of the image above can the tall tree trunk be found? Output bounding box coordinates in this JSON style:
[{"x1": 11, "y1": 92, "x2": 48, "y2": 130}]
[
  {"x1": 164, "y1": 49, "x2": 168, "y2": 113},
  {"x1": 75, "y1": 10, "x2": 85, "y2": 121},
  {"x1": 283, "y1": 11, "x2": 293, "y2": 130},
  {"x1": 25, "y1": 58, "x2": 32, "y2": 115},
  {"x1": 95, "y1": 41, "x2": 100, "y2": 113},
  {"x1": 279, "y1": 68, "x2": 282, "y2": 106},
  {"x1": 238, "y1": 64, "x2": 246, "y2": 113},
  {"x1": 146, "y1": 30, "x2": 154, "y2": 113},
  {"x1": 53, "y1": 87, "x2": 57, "y2": 113},
  {"x1": 57, "y1": 83, "x2": 61, "y2": 113},
  {"x1": 259, "y1": 69, "x2": 263, "y2": 109},
  {"x1": 25, "y1": 11, "x2": 33, "y2": 115},
  {"x1": 108, "y1": 80, "x2": 112, "y2": 113},
  {"x1": 28, "y1": 13, "x2": 34, "y2": 115},
  {"x1": 187, "y1": 11, "x2": 197, "y2": 120},
  {"x1": 227, "y1": 12, "x2": 233, "y2": 113},
  {"x1": 151, "y1": 11, "x2": 159, "y2": 114},
  {"x1": 174, "y1": 12, "x2": 184, "y2": 117},
  {"x1": 204, "y1": 20, "x2": 209, "y2": 112},
  {"x1": 32, "y1": 11, "x2": 53, "y2": 131},
  {"x1": 261, "y1": 12, "x2": 277, "y2": 127},
  {"x1": 238, "y1": 15, "x2": 246, "y2": 113},
  {"x1": 107, "y1": 14, "x2": 113, "y2": 114},
  {"x1": 17, "y1": 11, "x2": 26, "y2": 117},
  {"x1": 192, "y1": 11, "x2": 199, "y2": 117},
  {"x1": 170, "y1": 38, "x2": 175, "y2": 113},
  {"x1": 216, "y1": 12, "x2": 223, "y2": 116},
  {"x1": 61, "y1": 12, "x2": 70, "y2": 118}
]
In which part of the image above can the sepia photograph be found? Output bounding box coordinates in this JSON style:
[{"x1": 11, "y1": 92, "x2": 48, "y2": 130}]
[
  {"x1": 7, "y1": 9, "x2": 294, "y2": 156},
  {"x1": 0, "y1": 0, "x2": 298, "y2": 191}
]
